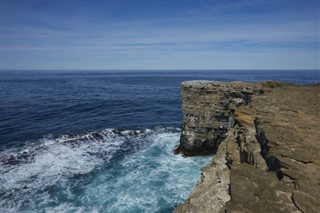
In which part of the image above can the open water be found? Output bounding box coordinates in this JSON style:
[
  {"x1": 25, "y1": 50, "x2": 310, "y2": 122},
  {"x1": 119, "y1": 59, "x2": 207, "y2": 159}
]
[{"x1": 0, "y1": 70, "x2": 319, "y2": 212}]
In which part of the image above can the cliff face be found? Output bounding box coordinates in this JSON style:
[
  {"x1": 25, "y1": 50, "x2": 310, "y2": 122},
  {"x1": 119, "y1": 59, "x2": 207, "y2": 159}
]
[
  {"x1": 176, "y1": 81, "x2": 257, "y2": 155},
  {"x1": 175, "y1": 81, "x2": 320, "y2": 213}
]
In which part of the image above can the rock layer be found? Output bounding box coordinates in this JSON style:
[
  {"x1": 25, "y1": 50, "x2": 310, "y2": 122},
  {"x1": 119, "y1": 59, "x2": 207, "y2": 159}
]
[
  {"x1": 175, "y1": 81, "x2": 320, "y2": 213},
  {"x1": 174, "y1": 134, "x2": 231, "y2": 213},
  {"x1": 176, "y1": 81, "x2": 256, "y2": 155}
]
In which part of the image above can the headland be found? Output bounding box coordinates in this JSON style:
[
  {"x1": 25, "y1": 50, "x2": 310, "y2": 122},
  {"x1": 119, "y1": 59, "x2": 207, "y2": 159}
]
[{"x1": 175, "y1": 81, "x2": 320, "y2": 213}]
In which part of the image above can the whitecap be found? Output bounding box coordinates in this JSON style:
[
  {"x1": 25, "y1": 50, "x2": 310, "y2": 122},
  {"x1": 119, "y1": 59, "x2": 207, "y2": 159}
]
[{"x1": 0, "y1": 127, "x2": 210, "y2": 213}]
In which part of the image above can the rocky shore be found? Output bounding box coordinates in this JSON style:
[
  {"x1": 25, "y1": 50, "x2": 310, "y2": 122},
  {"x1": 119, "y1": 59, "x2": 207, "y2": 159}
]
[{"x1": 174, "y1": 81, "x2": 320, "y2": 213}]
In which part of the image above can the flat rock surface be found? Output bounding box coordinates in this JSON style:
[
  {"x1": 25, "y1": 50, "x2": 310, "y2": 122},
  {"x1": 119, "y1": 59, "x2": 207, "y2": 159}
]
[
  {"x1": 249, "y1": 83, "x2": 320, "y2": 213},
  {"x1": 226, "y1": 164, "x2": 300, "y2": 213}
]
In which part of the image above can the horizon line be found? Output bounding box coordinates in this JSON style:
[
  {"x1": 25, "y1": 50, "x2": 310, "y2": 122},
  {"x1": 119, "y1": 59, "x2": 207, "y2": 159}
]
[{"x1": 1, "y1": 69, "x2": 319, "y2": 72}]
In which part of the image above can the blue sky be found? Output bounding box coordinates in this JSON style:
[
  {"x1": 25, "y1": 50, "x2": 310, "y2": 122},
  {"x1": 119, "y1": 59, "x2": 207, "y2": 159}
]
[{"x1": 1, "y1": 0, "x2": 319, "y2": 70}]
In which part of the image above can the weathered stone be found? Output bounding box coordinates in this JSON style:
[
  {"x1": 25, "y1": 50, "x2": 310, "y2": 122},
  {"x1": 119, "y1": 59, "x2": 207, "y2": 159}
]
[
  {"x1": 174, "y1": 133, "x2": 232, "y2": 213},
  {"x1": 175, "y1": 81, "x2": 320, "y2": 213},
  {"x1": 226, "y1": 164, "x2": 300, "y2": 213},
  {"x1": 177, "y1": 81, "x2": 255, "y2": 155}
]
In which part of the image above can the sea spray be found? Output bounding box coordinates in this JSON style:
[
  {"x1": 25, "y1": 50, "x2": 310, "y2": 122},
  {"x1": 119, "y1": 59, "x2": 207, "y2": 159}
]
[{"x1": 0, "y1": 127, "x2": 211, "y2": 213}]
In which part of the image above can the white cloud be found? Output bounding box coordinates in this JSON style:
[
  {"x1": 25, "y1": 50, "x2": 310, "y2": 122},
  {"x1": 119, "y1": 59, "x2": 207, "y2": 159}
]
[{"x1": 1, "y1": 1, "x2": 319, "y2": 69}]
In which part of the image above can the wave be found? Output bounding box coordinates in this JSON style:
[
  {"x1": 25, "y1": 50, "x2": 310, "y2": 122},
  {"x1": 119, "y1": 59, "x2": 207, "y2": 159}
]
[
  {"x1": 0, "y1": 126, "x2": 210, "y2": 213},
  {"x1": 1, "y1": 127, "x2": 169, "y2": 165},
  {"x1": 0, "y1": 127, "x2": 180, "y2": 186}
]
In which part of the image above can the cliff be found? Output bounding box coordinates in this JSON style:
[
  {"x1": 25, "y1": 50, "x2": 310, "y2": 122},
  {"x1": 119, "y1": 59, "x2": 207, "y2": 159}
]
[{"x1": 175, "y1": 81, "x2": 320, "y2": 213}]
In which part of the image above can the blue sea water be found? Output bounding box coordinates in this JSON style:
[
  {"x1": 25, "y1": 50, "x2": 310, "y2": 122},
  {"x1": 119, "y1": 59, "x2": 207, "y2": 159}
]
[{"x1": 0, "y1": 70, "x2": 319, "y2": 212}]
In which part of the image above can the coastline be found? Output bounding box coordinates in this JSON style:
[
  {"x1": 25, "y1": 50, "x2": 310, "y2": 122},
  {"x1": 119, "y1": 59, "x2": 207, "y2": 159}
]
[{"x1": 174, "y1": 81, "x2": 320, "y2": 212}]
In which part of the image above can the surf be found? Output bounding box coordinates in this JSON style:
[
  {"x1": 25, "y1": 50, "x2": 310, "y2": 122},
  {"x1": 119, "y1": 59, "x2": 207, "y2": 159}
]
[{"x1": 0, "y1": 126, "x2": 211, "y2": 213}]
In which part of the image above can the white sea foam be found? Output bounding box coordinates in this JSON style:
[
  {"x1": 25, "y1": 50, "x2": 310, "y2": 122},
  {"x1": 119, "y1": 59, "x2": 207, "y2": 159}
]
[
  {"x1": 0, "y1": 127, "x2": 210, "y2": 213},
  {"x1": 80, "y1": 130, "x2": 210, "y2": 213}
]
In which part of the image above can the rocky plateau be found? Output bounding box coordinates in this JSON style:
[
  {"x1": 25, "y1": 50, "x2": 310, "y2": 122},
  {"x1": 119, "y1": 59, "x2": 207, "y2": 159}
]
[{"x1": 174, "y1": 81, "x2": 320, "y2": 213}]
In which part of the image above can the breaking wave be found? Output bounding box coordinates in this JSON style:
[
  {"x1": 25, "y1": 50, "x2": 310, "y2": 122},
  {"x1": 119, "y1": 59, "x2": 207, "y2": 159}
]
[{"x1": 0, "y1": 127, "x2": 211, "y2": 213}]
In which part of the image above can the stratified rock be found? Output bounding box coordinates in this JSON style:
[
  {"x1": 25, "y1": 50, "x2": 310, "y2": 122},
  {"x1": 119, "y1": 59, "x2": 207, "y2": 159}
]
[
  {"x1": 251, "y1": 83, "x2": 320, "y2": 213},
  {"x1": 177, "y1": 81, "x2": 254, "y2": 155},
  {"x1": 174, "y1": 133, "x2": 232, "y2": 213},
  {"x1": 175, "y1": 81, "x2": 320, "y2": 213}
]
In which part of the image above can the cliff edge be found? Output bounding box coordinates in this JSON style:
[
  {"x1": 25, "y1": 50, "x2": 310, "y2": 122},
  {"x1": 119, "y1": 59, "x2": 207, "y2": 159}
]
[{"x1": 175, "y1": 81, "x2": 320, "y2": 213}]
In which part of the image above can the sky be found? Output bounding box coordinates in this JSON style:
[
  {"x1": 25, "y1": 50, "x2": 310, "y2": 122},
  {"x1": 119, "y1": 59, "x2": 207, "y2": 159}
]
[{"x1": 1, "y1": 0, "x2": 319, "y2": 70}]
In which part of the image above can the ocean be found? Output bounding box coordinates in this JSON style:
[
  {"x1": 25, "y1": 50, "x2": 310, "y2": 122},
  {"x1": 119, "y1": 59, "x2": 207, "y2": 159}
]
[{"x1": 0, "y1": 70, "x2": 319, "y2": 212}]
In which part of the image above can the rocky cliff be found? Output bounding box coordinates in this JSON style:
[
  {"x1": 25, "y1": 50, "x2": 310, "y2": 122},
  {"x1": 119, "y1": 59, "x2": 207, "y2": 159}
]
[{"x1": 175, "y1": 81, "x2": 320, "y2": 213}]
